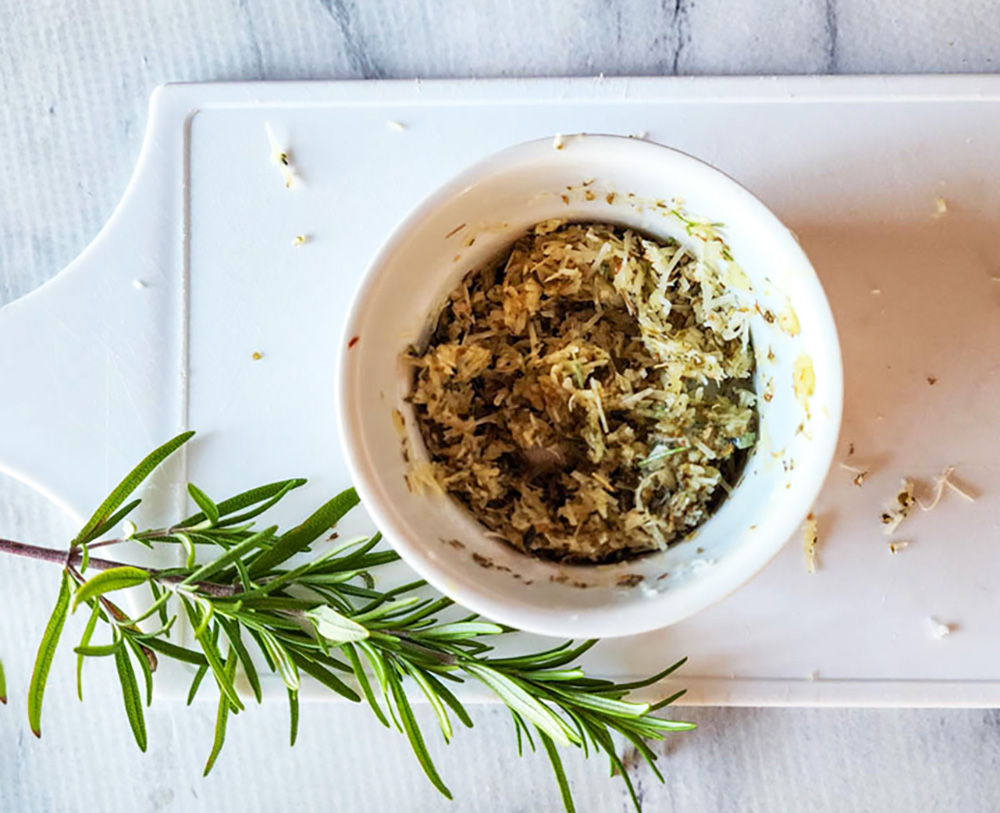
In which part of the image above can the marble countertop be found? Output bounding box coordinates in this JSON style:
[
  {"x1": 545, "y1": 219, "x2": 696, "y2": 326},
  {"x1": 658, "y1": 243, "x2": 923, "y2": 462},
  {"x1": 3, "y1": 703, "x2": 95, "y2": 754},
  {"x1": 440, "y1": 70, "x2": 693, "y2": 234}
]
[{"x1": 3, "y1": 1, "x2": 1000, "y2": 811}]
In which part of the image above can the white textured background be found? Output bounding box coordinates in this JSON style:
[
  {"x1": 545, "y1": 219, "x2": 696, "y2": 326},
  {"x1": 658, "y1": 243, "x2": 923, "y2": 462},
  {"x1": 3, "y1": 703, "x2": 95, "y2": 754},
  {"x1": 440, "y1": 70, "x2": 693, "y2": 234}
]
[{"x1": 3, "y1": 2, "x2": 1000, "y2": 811}]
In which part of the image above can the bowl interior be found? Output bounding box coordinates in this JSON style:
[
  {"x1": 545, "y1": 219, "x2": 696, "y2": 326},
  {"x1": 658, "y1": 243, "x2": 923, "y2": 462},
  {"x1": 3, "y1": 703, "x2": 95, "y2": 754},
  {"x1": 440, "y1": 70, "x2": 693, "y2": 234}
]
[{"x1": 338, "y1": 135, "x2": 842, "y2": 638}]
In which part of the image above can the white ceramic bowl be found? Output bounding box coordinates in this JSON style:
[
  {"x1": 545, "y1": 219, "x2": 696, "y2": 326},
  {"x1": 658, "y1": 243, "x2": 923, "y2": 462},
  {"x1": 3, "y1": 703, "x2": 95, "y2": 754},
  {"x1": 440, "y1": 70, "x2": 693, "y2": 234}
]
[{"x1": 337, "y1": 135, "x2": 842, "y2": 639}]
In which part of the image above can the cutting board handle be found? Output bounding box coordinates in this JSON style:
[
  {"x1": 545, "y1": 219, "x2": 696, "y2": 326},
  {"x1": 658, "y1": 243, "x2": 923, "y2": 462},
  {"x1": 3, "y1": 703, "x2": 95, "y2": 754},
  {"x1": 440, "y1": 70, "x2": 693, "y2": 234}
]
[{"x1": 0, "y1": 86, "x2": 191, "y2": 521}]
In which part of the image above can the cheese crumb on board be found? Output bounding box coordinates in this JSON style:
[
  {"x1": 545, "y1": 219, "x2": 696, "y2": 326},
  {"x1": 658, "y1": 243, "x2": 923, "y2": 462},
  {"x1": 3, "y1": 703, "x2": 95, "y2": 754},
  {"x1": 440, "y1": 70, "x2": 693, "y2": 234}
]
[
  {"x1": 265, "y1": 122, "x2": 295, "y2": 188},
  {"x1": 387, "y1": 120, "x2": 407, "y2": 131},
  {"x1": 291, "y1": 234, "x2": 308, "y2": 247},
  {"x1": 552, "y1": 133, "x2": 564, "y2": 150},
  {"x1": 928, "y1": 616, "x2": 952, "y2": 639},
  {"x1": 839, "y1": 462, "x2": 868, "y2": 487},
  {"x1": 803, "y1": 512, "x2": 819, "y2": 573},
  {"x1": 881, "y1": 480, "x2": 915, "y2": 534},
  {"x1": 932, "y1": 196, "x2": 948, "y2": 218},
  {"x1": 132, "y1": 279, "x2": 147, "y2": 290},
  {"x1": 888, "y1": 540, "x2": 910, "y2": 555}
]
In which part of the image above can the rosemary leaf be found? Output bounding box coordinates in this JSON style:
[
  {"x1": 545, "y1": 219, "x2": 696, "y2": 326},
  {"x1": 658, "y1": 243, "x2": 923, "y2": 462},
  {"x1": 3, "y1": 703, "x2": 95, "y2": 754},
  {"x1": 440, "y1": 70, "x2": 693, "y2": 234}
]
[
  {"x1": 540, "y1": 731, "x2": 576, "y2": 813},
  {"x1": 114, "y1": 636, "x2": 148, "y2": 752},
  {"x1": 187, "y1": 483, "x2": 220, "y2": 526},
  {"x1": 71, "y1": 431, "x2": 194, "y2": 547},
  {"x1": 388, "y1": 670, "x2": 453, "y2": 799},
  {"x1": 247, "y1": 489, "x2": 359, "y2": 577},
  {"x1": 76, "y1": 602, "x2": 102, "y2": 701},
  {"x1": 27, "y1": 572, "x2": 71, "y2": 737},
  {"x1": 203, "y1": 648, "x2": 237, "y2": 776},
  {"x1": 72, "y1": 566, "x2": 151, "y2": 611},
  {"x1": 186, "y1": 664, "x2": 209, "y2": 706},
  {"x1": 288, "y1": 688, "x2": 299, "y2": 747}
]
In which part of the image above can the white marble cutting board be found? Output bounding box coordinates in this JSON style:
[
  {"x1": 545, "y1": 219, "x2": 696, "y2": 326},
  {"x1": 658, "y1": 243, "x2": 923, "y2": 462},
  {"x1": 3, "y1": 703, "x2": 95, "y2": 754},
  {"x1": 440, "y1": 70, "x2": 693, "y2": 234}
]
[{"x1": 1, "y1": 76, "x2": 999, "y2": 706}]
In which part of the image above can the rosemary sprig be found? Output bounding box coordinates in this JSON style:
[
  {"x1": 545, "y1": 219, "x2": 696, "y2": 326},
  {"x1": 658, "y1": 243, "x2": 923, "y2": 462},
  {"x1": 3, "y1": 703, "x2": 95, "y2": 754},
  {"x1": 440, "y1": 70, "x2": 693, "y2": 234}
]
[{"x1": 0, "y1": 432, "x2": 693, "y2": 811}]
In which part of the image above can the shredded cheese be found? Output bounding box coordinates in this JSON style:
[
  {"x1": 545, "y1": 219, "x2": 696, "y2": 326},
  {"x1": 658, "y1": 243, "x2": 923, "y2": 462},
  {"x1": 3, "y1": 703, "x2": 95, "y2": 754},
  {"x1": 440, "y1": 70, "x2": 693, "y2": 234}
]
[
  {"x1": 265, "y1": 122, "x2": 295, "y2": 188},
  {"x1": 881, "y1": 480, "x2": 915, "y2": 534},
  {"x1": 405, "y1": 461, "x2": 444, "y2": 495},
  {"x1": 803, "y1": 511, "x2": 818, "y2": 573},
  {"x1": 918, "y1": 466, "x2": 976, "y2": 511},
  {"x1": 792, "y1": 355, "x2": 815, "y2": 417},
  {"x1": 839, "y1": 462, "x2": 868, "y2": 487}
]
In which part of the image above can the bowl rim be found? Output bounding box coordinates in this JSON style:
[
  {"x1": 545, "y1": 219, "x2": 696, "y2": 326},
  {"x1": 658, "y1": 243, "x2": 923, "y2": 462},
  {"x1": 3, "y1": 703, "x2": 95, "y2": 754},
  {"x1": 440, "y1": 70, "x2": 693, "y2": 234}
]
[{"x1": 336, "y1": 134, "x2": 844, "y2": 638}]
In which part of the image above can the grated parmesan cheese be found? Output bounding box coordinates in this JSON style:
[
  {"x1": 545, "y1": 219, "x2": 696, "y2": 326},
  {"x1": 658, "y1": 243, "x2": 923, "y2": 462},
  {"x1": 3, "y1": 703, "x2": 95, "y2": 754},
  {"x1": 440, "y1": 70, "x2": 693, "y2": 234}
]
[
  {"x1": 265, "y1": 122, "x2": 295, "y2": 188},
  {"x1": 881, "y1": 480, "x2": 915, "y2": 534},
  {"x1": 408, "y1": 221, "x2": 756, "y2": 563},
  {"x1": 918, "y1": 465, "x2": 976, "y2": 511},
  {"x1": 803, "y1": 511, "x2": 818, "y2": 573},
  {"x1": 839, "y1": 462, "x2": 868, "y2": 487}
]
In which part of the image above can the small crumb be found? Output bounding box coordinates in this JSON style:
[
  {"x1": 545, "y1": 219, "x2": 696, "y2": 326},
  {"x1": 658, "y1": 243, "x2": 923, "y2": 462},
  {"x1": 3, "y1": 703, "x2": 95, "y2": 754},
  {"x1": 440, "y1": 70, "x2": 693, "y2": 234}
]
[
  {"x1": 888, "y1": 540, "x2": 910, "y2": 555},
  {"x1": 806, "y1": 670, "x2": 819, "y2": 681},
  {"x1": 928, "y1": 616, "x2": 952, "y2": 639},
  {"x1": 265, "y1": 121, "x2": 295, "y2": 188},
  {"x1": 927, "y1": 375, "x2": 937, "y2": 386},
  {"x1": 871, "y1": 288, "x2": 881, "y2": 295},
  {"x1": 881, "y1": 480, "x2": 915, "y2": 533},
  {"x1": 932, "y1": 196, "x2": 948, "y2": 218},
  {"x1": 251, "y1": 351, "x2": 263, "y2": 361},
  {"x1": 606, "y1": 192, "x2": 616, "y2": 205},
  {"x1": 848, "y1": 443, "x2": 855, "y2": 456},
  {"x1": 629, "y1": 130, "x2": 648, "y2": 140},
  {"x1": 839, "y1": 462, "x2": 868, "y2": 487},
  {"x1": 387, "y1": 120, "x2": 407, "y2": 131},
  {"x1": 291, "y1": 234, "x2": 308, "y2": 247},
  {"x1": 553, "y1": 133, "x2": 564, "y2": 151},
  {"x1": 803, "y1": 511, "x2": 819, "y2": 574},
  {"x1": 132, "y1": 279, "x2": 147, "y2": 290},
  {"x1": 347, "y1": 336, "x2": 360, "y2": 350}
]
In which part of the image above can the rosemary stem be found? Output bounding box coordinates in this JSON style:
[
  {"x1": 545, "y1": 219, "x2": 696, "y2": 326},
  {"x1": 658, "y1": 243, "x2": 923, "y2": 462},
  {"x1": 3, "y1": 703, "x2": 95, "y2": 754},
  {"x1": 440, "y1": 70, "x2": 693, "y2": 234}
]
[{"x1": 0, "y1": 537, "x2": 237, "y2": 597}]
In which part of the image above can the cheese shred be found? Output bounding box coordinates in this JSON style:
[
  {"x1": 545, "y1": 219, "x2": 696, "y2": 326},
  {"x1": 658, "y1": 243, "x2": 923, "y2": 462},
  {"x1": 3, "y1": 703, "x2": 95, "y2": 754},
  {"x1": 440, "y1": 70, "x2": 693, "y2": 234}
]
[{"x1": 802, "y1": 511, "x2": 819, "y2": 573}]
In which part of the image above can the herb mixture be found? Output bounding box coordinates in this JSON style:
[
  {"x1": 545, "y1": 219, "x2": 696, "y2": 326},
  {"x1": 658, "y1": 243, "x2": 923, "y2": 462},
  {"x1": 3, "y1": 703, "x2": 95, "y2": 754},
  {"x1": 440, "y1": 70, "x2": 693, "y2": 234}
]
[{"x1": 408, "y1": 221, "x2": 757, "y2": 563}]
